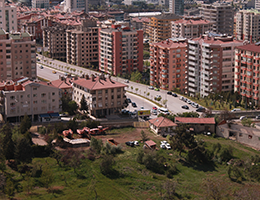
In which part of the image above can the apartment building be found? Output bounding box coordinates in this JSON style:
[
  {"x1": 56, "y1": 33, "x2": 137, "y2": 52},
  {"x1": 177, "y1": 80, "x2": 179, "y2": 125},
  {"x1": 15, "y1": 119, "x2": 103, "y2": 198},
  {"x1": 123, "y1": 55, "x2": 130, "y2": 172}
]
[
  {"x1": 234, "y1": 43, "x2": 260, "y2": 106},
  {"x1": 99, "y1": 25, "x2": 143, "y2": 76},
  {"x1": 0, "y1": 29, "x2": 36, "y2": 81},
  {"x1": 64, "y1": 0, "x2": 88, "y2": 12},
  {"x1": 149, "y1": 14, "x2": 181, "y2": 43},
  {"x1": 66, "y1": 19, "x2": 98, "y2": 67},
  {"x1": 0, "y1": 0, "x2": 17, "y2": 32},
  {"x1": 0, "y1": 78, "x2": 60, "y2": 122},
  {"x1": 150, "y1": 38, "x2": 187, "y2": 92},
  {"x1": 256, "y1": 0, "x2": 260, "y2": 10},
  {"x1": 43, "y1": 25, "x2": 73, "y2": 61},
  {"x1": 169, "y1": 0, "x2": 184, "y2": 15},
  {"x1": 32, "y1": 0, "x2": 49, "y2": 8},
  {"x1": 235, "y1": 10, "x2": 260, "y2": 43},
  {"x1": 200, "y1": 3, "x2": 234, "y2": 35},
  {"x1": 171, "y1": 16, "x2": 213, "y2": 39},
  {"x1": 72, "y1": 74, "x2": 127, "y2": 117},
  {"x1": 131, "y1": 17, "x2": 150, "y2": 34},
  {"x1": 186, "y1": 33, "x2": 243, "y2": 97}
]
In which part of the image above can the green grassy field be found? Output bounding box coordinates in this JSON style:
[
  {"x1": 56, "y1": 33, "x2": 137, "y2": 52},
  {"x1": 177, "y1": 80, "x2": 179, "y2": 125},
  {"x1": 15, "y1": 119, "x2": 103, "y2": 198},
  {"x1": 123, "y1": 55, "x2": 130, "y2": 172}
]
[{"x1": 4, "y1": 134, "x2": 260, "y2": 200}]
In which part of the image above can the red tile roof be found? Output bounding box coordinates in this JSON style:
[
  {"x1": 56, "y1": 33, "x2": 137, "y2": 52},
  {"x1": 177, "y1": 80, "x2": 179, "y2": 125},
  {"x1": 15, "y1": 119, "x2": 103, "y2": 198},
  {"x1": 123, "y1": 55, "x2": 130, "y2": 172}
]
[
  {"x1": 175, "y1": 117, "x2": 215, "y2": 124},
  {"x1": 149, "y1": 117, "x2": 177, "y2": 127},
  {"x1": 145, "y1": 140, "x2": 156, "y2": 147},
  {"x1": 72, "y1": 77, "x2": 127, "y2": 90},
  {"x1": 151, "y1": 40, "x2": 187, "y2": 49},
  {"x1": 236, "y1": 44, "x2": 260, "y2": 53},
  {"x1": 173, "y1": 18, "x2": 212, "y2": 25},
  {"x1": 50, "y1": 78, "x2": 73, "y2": 89},
  {"x1": 132, "y1": 17, "x2": 150, "y2": 23}
]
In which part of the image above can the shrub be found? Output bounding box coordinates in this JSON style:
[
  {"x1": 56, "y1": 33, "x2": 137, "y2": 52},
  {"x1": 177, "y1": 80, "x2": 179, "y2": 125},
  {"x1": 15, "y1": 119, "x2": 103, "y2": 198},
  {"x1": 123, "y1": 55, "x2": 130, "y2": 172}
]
[{"x1": 100, "y1": 155, "x2": 115, "y2": 175}]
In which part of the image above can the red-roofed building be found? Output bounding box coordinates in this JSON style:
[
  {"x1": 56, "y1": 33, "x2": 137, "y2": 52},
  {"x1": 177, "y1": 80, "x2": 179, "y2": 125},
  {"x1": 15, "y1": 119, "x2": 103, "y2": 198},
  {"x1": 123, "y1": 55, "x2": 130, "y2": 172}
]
[
  {"x1": 149, "y1": 116, "x2": 177, "y2": 135},
  {"x1": 50, "y1": 76, "x2": 73, "y2": 97},
  {"x1": 234, "y1": 43, "x2": 260, "y2": 106},
  {"x1": 145, "y1": 140, "x2": 157, "y2": 149},
  {"x1": 0, "y1": 78, "x2": 60, "y2": 122},
  {"x1": 131, "y1": 17, "x2": 150, "y2": 35},
  {"x1": 71, "y1": 74, "x2": 127, "y2": 117},
  {"x1": 150, "y1": 38, "x2": 187, "y2": 91},
  {"x1": 175, "y1": 117, "x2": 215, "y2": 133},
  {"x1": 171, "y1": 16, "x2": 214, "y2": 39},
  {"x1": 186, "y1": 33, "x2": 244, "y2": 97}
]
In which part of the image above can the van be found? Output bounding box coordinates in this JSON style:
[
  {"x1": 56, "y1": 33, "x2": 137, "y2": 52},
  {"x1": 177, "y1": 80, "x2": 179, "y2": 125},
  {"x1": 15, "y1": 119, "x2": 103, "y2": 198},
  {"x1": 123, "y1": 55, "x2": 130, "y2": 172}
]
[
  {"x1": 159, "y1": 107, "x2": 170, "y2": 115},
  {"x1": 231, "y1": 108, "x2": 241, "y2": 112}
]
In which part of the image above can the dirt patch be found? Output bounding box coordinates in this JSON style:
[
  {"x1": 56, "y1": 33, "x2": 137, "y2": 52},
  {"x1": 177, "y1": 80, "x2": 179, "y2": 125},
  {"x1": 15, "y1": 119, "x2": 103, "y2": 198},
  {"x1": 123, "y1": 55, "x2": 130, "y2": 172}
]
[{"x1": 94, "y1": 128, "x2": 164, "y2": 148}]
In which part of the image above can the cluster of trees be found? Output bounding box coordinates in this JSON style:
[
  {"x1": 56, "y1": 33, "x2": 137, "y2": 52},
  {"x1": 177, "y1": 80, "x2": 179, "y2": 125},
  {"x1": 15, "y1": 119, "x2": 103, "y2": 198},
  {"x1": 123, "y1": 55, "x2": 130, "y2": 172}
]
[{"x1": 61, "y1": 94, "x2": 88, "y2": 116}]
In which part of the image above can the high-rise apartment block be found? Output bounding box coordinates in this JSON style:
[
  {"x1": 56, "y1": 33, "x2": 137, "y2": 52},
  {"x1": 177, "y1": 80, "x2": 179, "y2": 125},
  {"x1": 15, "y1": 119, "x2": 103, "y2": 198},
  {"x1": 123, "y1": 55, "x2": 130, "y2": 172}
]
[
  {"x1": 64, "y1": 0, "x2": 88, "y2": 12},
  {"x1": 66, "y1": 19, "x2": 98, "y2": 67},
  {"x1": 150, "y1": 39, "x2": 187, "y2": 91},
  {"x1": 171, "y1": 16, "x2": 213, "y2": 39},
  {"x1": 186, "y1": 33, "x2": 243, "y2": 97},
  {"x1": 169, "y1": 0, "x2": 184, "y2": 15},
  {"x1": 149, "y1": 14, "x2": 181, "y2": 43},
  {"x1": 0, "y1": 29, "x2": 36, "y2": 81},
  {"x1": 256, "y1": 0, "x2": 260, "y2": 10},
  {"x1": 99, "y1": 25, "x2": 143, "y2": 76},
  {"x1": 200, "y1": 3, "x2": 234, "y2": 35},
  {"x1": 43, "y1": 25, "x2": 73, "y2": 61},
  {"x1": 0, "y1": 0, "x2": 17, "y2": 32},
  {"x1": 234, "y1": 43, "x2": 260, "y2": 105},
  {"x1": 31, "y1": 0, "x2": 49, "y2": 8},
  {"x1": 235, "y1": 10, "x2": 260, "y2": 43}
]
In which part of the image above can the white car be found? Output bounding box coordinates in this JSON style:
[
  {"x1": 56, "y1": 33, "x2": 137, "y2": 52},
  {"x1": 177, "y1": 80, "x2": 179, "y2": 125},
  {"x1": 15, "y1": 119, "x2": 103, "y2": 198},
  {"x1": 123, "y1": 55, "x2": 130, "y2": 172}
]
[
  {"x1": 161, "y1": 141, "x2": 167, "y2": 144},
  {"x1": 148, "y1": 86, "x2": 154, "y2": 90},
  {"x1": 160, "y1": 144, "x2": 166, "y2": 149},
  {"x1": 134, "y1": 141, "x2": 139, "y2": 146},
  {"x1": 240, "y1": 116, "x2": 247, "y2": 120},
  {"x1": 165, "y1": 144, "x2": 171, "y2": 150}
]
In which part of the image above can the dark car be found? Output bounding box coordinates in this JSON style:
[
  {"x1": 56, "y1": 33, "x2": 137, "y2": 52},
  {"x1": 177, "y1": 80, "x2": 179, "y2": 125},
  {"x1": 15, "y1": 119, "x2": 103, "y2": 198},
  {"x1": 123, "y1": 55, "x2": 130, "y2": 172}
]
[
  {"x1": 125, "y1": 141, "x2": 134, "y2": 147},
  {"x1": 182, "y1": 105, "x2": 189, "y2": 109},
  {"x1": 196, "y1": 107, "x2": 206, "y2": 112},
  {"x1": 172, "y1": 93, "x2": 178, "y2": 97},
  {"x1": 132, "y1": 102, "x2": 137, "y2": 107},
  {"x1": 127, "y1": 98, "x2": 131, "y2": 103},
  {"x1": 167, "y1": 91, "x2": 172, "y2": 95}
]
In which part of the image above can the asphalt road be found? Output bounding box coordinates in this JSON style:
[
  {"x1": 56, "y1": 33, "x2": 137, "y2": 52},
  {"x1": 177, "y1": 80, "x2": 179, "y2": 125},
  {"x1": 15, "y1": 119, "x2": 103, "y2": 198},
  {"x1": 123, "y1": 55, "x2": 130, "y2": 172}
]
[{"x1": 36, "y1": 55, "x2": 199, "y2": 114}]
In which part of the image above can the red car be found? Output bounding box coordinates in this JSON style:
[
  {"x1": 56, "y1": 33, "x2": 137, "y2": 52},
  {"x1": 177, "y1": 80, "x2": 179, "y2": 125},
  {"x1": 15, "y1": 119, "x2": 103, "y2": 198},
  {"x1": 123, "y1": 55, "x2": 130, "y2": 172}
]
[{"x1": 152, "y1": 107, "x2": 157, "y2": 110}]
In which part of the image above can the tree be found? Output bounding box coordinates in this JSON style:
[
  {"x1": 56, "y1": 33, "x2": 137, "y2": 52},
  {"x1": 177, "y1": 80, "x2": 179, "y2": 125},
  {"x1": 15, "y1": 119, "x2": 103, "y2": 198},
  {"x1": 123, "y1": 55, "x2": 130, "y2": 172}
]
[
  {"x1": 4, "y1": 178, "x2": 15, "y2": 199},
  {"x1": 162, "y1": 99, "x2": 168, "y2": 106},
  {"x1": 100, "y1": 155, "x2": 115, "y2": 175},
  {"x1": 90, "y1": 137, "x2": 103, "y2": 154},
  {"x1": 20, "y1": 115, "x2": 31, "y2": 134},
  {"x1": 1, "y1": 122, "x2": 14, "y2": 160},
  {"x1": 24, "y1": 171, "x2": 34, "y2": 195},
  {"x1": 67, "y1": 101, "x2": 78, "y2": 115},
  {"x1": 130, "y1": 71, "x2": 142, "y2": 82},
  {"x1": 15, "y1": 137, "x2": 33, "y2": 164},
  {"x1": 80, "y1": 95, "x2": 88, "y2": 111},
  {"x1": 135, "y1": 88, "x2": 139, "y2": 93},
  {"x1": 40, "y1": 165, "x2": 54, "y2": 192},
  {"x1": 67, "y1": 118, "x2": 78, "y2": 133},
  {"x1": 140, "y1": 130, "x2": 149, "y2": 143},
  {"x1": 163, "y1": 180, "x2": 177, "y2": 200}
]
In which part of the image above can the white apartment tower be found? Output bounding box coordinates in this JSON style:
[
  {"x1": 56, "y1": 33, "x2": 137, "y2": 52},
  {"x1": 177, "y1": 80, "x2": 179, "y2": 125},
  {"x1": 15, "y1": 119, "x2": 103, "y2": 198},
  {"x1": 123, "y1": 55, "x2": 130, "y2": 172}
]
[
  {"x1": 64, "y1": 0, "x2": 88, "y2": 12},
  {"x1": 0, "y1": 0, "x2": 17, "y2": 32},
  {"x1": 235, "y1": 10, "x2": 260, "y2": 43}
]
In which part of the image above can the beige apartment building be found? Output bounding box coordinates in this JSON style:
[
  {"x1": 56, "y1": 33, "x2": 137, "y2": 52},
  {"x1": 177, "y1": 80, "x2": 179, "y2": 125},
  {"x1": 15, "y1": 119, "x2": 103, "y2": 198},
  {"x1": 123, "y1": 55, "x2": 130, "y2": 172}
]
[
  {"x1": 186, "y1": 33, "x2": 243, "y2": 97},
  {"x1": 0, "y1": 78, "x2": 61, "y2": 122},
  {"x1": 200, "y1": 3, "x2": 234, "y2": 35},
  {"x1": 150, "y1": 38, "x2": 187, "y2": 92},
  {"x1": 171, "y1": 16, "x2": 213, "y2": 39},
  {"x1": 235, "y1": 10, "x2": 260, "y2": 43},
  {"x1": 43, "y1": 25, "x2": 73, "y2": 61},
  {"x1": 72, "y1": 74, "x2": 127, "y2": 117},
  {"x1": 148, "y1": 13, "x2": 181, "y2": 43},
  {"x1": 0, "y1": 0, "x2": 17, "y2": 32},
  {"x1": 66, "y1": 19, "x2": 98, "y2": 67},
  {"x1": 0, "y1": 28, "x2": 36, "y2": 81}
]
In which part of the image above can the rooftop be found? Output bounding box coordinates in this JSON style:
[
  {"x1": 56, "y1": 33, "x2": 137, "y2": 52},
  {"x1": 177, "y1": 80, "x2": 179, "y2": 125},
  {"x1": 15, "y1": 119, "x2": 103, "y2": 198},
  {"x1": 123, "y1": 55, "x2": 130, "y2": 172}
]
[
  {"x1": 151, "y1": 39, "x2": 187, "y2": 49},
  {"x1": 152, "y1": 13, "x2": 181, "y2": 20},
  {"x1": 149, "y1": 117, "x2": 177, "y2": 127},
  {"x1": 236, "y1": 43, "x2": 260, "y2": 54},
  {"x1": 50, "y1": 77, "x2": 73, "y2": 89},
  {"x1": 175, "y1": 117, "x2": 215, "y2": 124}
]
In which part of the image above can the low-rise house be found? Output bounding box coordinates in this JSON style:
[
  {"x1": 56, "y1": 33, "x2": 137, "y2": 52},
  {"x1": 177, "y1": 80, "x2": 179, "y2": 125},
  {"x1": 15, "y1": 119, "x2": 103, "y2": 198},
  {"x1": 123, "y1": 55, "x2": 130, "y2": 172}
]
[
  {"x1": 0, "y1": 77, "x2": 60, "y2": 122},
  {"x1": 217, "y1": 122, "x2": 260, "y2": 150},
  {"x1": 72, "y1": 74, "x2": 127, "y2": 117},
  {"x1": 149, "y1": 116, "x2": 177, "y2": 135},
  {"x1": 145, "y1": 140, "x2": 157, "y2": 150},
  {"x1": 174, "y1": 117, "x2": 215, "y2": 133},
  {"x1": 50, "y1": 76, "x2": 73, "y2": 99}
]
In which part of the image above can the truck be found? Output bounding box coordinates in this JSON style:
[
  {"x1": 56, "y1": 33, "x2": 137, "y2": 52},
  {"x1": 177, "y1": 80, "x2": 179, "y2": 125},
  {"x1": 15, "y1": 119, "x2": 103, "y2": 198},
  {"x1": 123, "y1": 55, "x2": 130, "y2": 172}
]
[{"x1": 137, "y1": 109, "x2": 151, "y2": 117}]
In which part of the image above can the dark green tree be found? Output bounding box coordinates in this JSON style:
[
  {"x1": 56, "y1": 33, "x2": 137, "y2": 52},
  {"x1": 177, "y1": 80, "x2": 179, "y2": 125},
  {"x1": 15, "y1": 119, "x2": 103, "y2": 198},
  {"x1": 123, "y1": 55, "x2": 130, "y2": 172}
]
[
  {"x1": 80, "y1": 95, "x2": 88, "y2": 111},
  {"x1": 100, "y1": 155, "x2": 115, "y2": 175},
  {"x1": 140, "y1": 130, "x2": 149, "y2": 143},
  {"x1": 90, "y1": 137, "x2": 103, "y2": 154},
  {"x1": 20, "y1": 115, "x2": 31, "y2": 134},
  {"x1": 15, "y1": 137, "x2": 33, "y2": 164},
  {"x1": 40, "y1": 165, "x2": 54, "y2": 192},
  {"x1": 61, "y1": 95, "x2": 71, "y2": 112},
  {"x1": 1, "y1": 122, "x2": 14, "y2": 160},
  {"x1": 67, "y1": 101, "x2": 78, "y2": 115},
  {"x1": 4, "y1": 178, "x2": 15, "y2": 199},
  {"x1": 67, "y1": 118, "x2": 78, "y2": 133}
]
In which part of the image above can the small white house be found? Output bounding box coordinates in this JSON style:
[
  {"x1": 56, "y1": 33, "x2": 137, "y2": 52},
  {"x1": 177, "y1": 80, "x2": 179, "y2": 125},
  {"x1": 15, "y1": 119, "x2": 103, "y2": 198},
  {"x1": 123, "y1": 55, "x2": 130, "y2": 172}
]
[{"x1": 149, "y1": 117, "x2": 177, "y2": 135}]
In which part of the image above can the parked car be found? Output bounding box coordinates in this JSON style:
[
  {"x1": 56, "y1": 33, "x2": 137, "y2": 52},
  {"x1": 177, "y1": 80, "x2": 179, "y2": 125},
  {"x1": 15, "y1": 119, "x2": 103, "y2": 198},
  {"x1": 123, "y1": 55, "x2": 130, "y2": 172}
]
[
  {"x1": 159, "y1": 107, "x2": 170, "y2": 115},
  {"x1": 240, "y1": 116, "x2": 247, "y2": 120},
  {"x1": 155, "y1": 88, "x2": 160, "y2": 91},
  {"x1": 179, "y1": 96, "x2": 184, "y2": 100},
  {"x1": 172, "y1": 93, "x2": 178, "y2": 97},
  {"x1": 160, "y1": 144, "x2": 166, "y2": 149},
  {"x1": 127, "y1": 98, "x2": 131, "y2": 103},
  {"x1": 40, "y1": 65, "x2": 43, "y2": 69},
  {"x1": 155, "y1": 95, "x2": 161, "y2": 98},
  {"x1": 64, "y1": 72, "x2": 68, "y2": 76},
  {"x1": 152, "y1": 106, "x2": 157, "y2": 110},
  {"x1": 231, "y1": 108, "x2": 241, "y2": 112},
  {"x1": 182, "y1": 105, "x2": 189, "y2": 109},
  {"x1": 140, "y1": 106, "x2": 144, "y2": 109},
  {"x1": 167, "y1": 91, "x2": 172, "y2": 95},
  {"x1": 196, "y1": 107, "x2": 206, "y2": 112},
  {"x1": 125, "y1": 141, "x2": 134, "y2": 147},
  {"x1": 192, "y1": 103, "x2": 199, "y2": 108},
  {"x1": 256, "y1": 115, "x2": 260, "y2": 119},
  {"x1": 152, "y1": 110, "x2": 157, "y2": 115},
  {"x1": 187, "y1": 100, "x2": 192, "y2": 104},
  {"x1": 165, "y1": 144, "x2": 171, "y2": 150},
  {"x1": 132, "y1": 110, "x2": 138, "y2": 115},
  {"x1": 134, "y1": 141, "x2": 139, "y2": 146},
  {"x1": 148, "y1": 86, "x2": 154, "y2": 90},
  {"x1": 52, "y1": 70, "x2": 56, "y2": 74},
  {"x1": 124, "y1": 79, "x2": 129, "y2": 83},
  {"x1": 132, "y1": 102, "x2": 137, "y2": 107}
]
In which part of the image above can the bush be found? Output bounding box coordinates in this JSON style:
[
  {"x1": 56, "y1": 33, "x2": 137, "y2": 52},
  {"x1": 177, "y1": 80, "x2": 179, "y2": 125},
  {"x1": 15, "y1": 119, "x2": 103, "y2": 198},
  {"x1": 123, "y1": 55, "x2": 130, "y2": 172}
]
[
  {"x1": 166, "y1": 164, "x2": 177, "y2": 178},
  {"x1": 90, "y1": 137, "x2": 103, "y2": 154},
  {"x1": 136, "y1": 149, "x2": 144, "y2": 164},
  {"x1": 100, "y1": 155, "x2": 115, "y2": 175}
]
